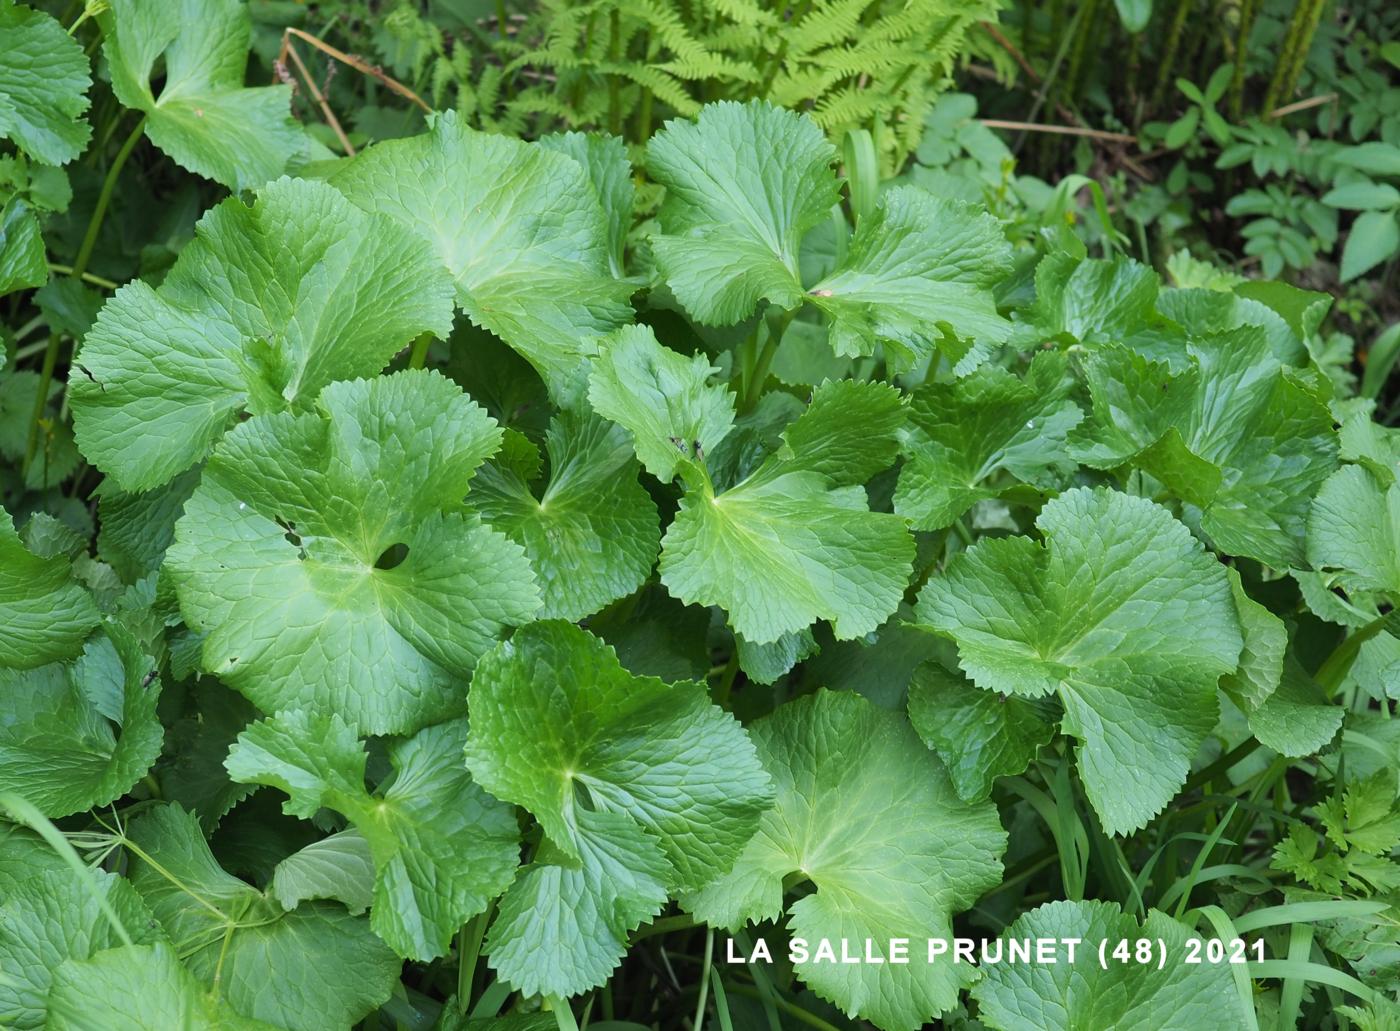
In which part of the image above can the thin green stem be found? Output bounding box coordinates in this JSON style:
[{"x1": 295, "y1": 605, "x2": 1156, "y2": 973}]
[
  {"x1": 25, "y1": 115, "x2": 145, "y2": 474},
  {"x1": 724, "y1": 985, "x2": 843, "y2": 1031},
  {"x1": 692, "y1": 927, "x2": 714, "y2": 1031},
  {"x1": 545, "y1": 996, "x2": 580, "y2": 1031},
  {"x1": 1182, "y1": 738, "x2": 1261, "y2": 793},
  {"x1": 74, "y1": 116, "x2": 145, "y2": 281},
  {"x1": 1315, "y1": 612, "x2": 1394, "y2": 695},
  {"x1": 408, "y1": 332, "x2": 433, "y2": 369},
  {"x1": 713, "y1": 651, "x2": 740, "y2": 708},
  {"x1": 743, "y1": 308, "x2": 794, "y2": 412},
  {"x1": 46, "y1": 263, "x2": 119, "y2": 290},
  {"x1": 1150, "y1": 0, "x2": 1194, "y2": 110}
]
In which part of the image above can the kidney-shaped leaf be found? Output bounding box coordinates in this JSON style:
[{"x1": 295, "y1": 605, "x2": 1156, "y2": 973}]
[
  {"x1": 970, "y1": 900, "x2": 1252, "y2": 1030},
  {"x1": 469, "y1": 413, "x2": 659, "y2": 622},
  {"x1": 330, "y1": 111, "x2": 633, "y2": 404},
  {"x1": 465, "y1": 621, "x2": 773, "y2": 998},
  {"x1": 686, "y1": 688, "x2": 1006, "y2": 1031},
  {"x1": 167, "y1": 370, "x2": 540, "y2": 734},
  {"x1": 647, "y1": 100, "x2": 841, "y2": 326},
  {"x1": 916, "y1": 487, "x2": 1243, "y2": 835},
  {"x1": 123, "y1": 805, "x2": 400, "y2": 1031},
  {"x1": 72, "y1": 177, "x2": 454, "y2": 492}
]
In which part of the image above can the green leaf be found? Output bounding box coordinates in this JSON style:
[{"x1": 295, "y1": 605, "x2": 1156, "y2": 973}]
[
  {"x1": 685, "y1": 689, "x2": 1006, "y2": 1030},
  {"x1": 167, "y1": 370, "x2": 540, "y2": 735},
  {"x1": 658, "y1": 379, "x2": 914, "y2": 644},
  {"x1": 1246, "y1": 657, "x2": 1344, "y2": 757},
  {"x1": 970, "y1": 900, "x2": 1253, "y2": 1030},
  {"x1": 1220, "y1": 569, "x2": 1285, "y2": 712},
  {"x1": 226, "y1": 713, "x2": 519, "y2": 962},
  {"x1": 907, "y1": 662, "x2": 1056, "y2": 803},
  {"x1": 1030, "y1": 253, "x2": 1162, "y2": 345},
  {"x1": 1341, "y1": 210, "x2": 1400, "y2": 283},
  {"x1": 1308, "y1": 465, "x2": 1400, "y2": 596},
  {"x1": 895, "y1": 351, "x2": 1082, "y2": 529},
  {"x1": 123, "y1": 804, "x2": 400, "y2": 1031},
  {"x1": 0, "y1": 0, "x2": 92, "y2": 165},
  {"x1": 47, "y1": 942, "x2": 279, "y2": 1030},
  {"x1": 0, "y1": 507, "x2": 99, "y2": 668},
  {"x1": 465, "y1": 621, "x2": 773, "y2": 997},
  {"x1": 916, "y1": 487, "x2": 1243, "y2": 835},
  {"x1": 99, "y1": 0, "x2": 303, "y2": 190},
  {"x1": 330, "y1": 111, "x2": 632, "y2": 403},
  {"x1": 1073, "y1": 330, "x2": 1338, "y2": 568},
  {"x1": 71, "y1": 177, "x2": 454, "y2": 491},
  {"x1": 1113, "y1": 0, "x2": 1152, "y2": 32},
  {"x1": 0, "y1": 868, "x2": 162, "y2": 1029},
  {"x1": 538, "y1": 131, "x2": 634, "y2": 277},
  {"x1": 0, "y1": 198, "x2": 47, "y2": 297},
  {"x1": 271, "y1": 829, "x2": 375, "y2": 915},
  {"x1": 1335, "y1": 142, "x2": 1400, "y2": 178},
  {"x1": 588, "y1": 324, "x2": 736, "y2": 484},
  {"x1": 469, "y1": 412, "x2": 659, "y2": 621},
  {"x1": 647, "y1": 100, "x2": 840, "y2": 325},
  {"x1": 806, "y1": 186, "x2": 1013, "y2": 372},
  {"x1": 0, "y1": 624, "x2": 161, "y2": 817},
  {"x1": 1323, "y1": 181, "x2": 1400, "y2": 211}
]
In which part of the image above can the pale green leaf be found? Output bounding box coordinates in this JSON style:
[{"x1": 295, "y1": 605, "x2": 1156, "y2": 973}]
[
  {"x1": 808, "y1": 186, "x2": 1013, "y2": 372},
  {"x1": 659, "y1": 379, "x2": 915, "y2": 644},
  {"x1": 71, "y1": 177, "x2": 454, "y2": 491},
  {"x1": 1073, "y1": 329, "x2": 1338, "y2": 568},
  {"x1": 125, "y1": 804, "x2": 401, "y2": 1031},
  {"x1": 0, "y1": 0, "x2": 91, "y2": 165},
  {"x1": 469, "y1": 412, "x2": 659, "y2": 621},
  {"x1": 1341, "y1": 210, "x2": 1400, "y2": 282},
  {"x1": 588, "y1": 323, "x2": 735, "y2": 483},
  {"x1": 271, "y1": 829, "x2": 375, "y2": 915},
  {"x1": 0, "y1": 198, "x2": 47, "y2": 296},
  {"x1": 1308, "y1": 465, "x2": 1400, "y2": 597},
  {"x1": 330, "y1": 111, "x2": 632, "y2": 403},
  {"x1": 167, "y1": 370, "x2": 540, "y2": 735},
  {"x1": 538, "y1": 131, "x2": 633, "y2": 277},
  {"x1": 907, "y1": 662, "x2": 1056, "y2": 803},
  {"x1": 647, "y1": 100, "x2": 840, "y2": 325},
  {"x1": 916, "y1": 487, "x2": 1243, "y2": 834},
  {"x1": 1246, "y1": 657, "x2": 1344, "y2": 757},
  {"x1": 895, "y1": 351, "x2": 1082, "y2": 530},
  {"x1": 100, "y1": 0, "x2": 303, "y2": 189},
  {"x1": 465, "y1": 621, "x2": 773, "y2": 997},
  {"x1": 685, "y1": 689, "x2": 1006, "y2": 1030},
  {"x1": 0, "y1": 868, "x2": 162, "y2": 1029},
  {"x1": 1220, "y1": 569, "x2": 1286, "y2": 712},
  {"x1": 970, "y1": 900, "x2": 1252, "y2": 1030}
]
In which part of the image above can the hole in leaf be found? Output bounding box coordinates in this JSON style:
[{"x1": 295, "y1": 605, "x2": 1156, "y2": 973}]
[
  {"x1": 274, "y1": 517, "x2": 307, "y2": 560},
  {"x1": 374, "y1": 543, "x2": 410, "y2": 570},
  {"x1": 571, "y1": 776, "x2": 596, "y2": 812}
]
